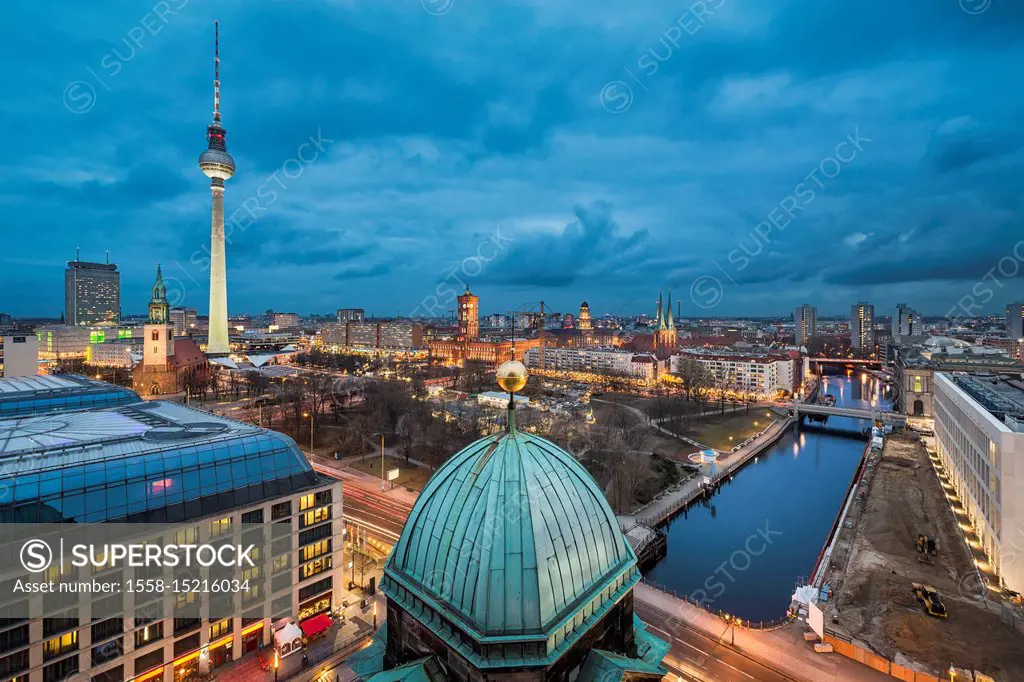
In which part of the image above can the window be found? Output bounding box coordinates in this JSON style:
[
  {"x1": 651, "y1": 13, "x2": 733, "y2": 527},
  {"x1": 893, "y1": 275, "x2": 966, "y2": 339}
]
[
  {"x1": 299, "y1": 556, "x2": 332, "y2": 581},
  {"x1": 151, "y1": 330, "x2": 160, "y2": 341},
  {"x1": 301, "y1": 540, "x2": 330, "y2": 562},
  {"x1": 209, "y1": 619, "x2": 232, "y2": 640},
  {"x1": 301, "y1": 506, "x2": 331, "y2": 529},
  {"x1": 298, "y1": 577, "x2": 332, "y2": 602},
  {"x1": 43, "y1": 656, "x2": 78, "y2": 682},
  {"x1": 210, "y1": 516, "x2": 232, "y2": 537},
  {"x1": 42, "y1": 631, "x2": 78, "y2": 660},
  {"x1": 173, "y1": 526, "x2": 199, "y2": 545},
  {"x1": 271, "y1": 501, "x2": 291, "y2": 520},
  {"x1": 272, "y1": 554, "x2": 291, "y2": 574},
  {"x1": 241, "y1": 509, "x2": 264, "y2": 524},
  {"x1": 134, "y1": 621, "x2": 163, "y2": 648}
]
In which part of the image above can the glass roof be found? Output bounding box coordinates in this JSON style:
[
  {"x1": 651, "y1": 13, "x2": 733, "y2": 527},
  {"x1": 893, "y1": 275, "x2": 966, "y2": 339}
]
[
  {"x1": 0, "y1": 374, "x2": 140, "y2": 420},
  {"x1": 0, "y1": 401, "x2": 319, "y2": 523}
]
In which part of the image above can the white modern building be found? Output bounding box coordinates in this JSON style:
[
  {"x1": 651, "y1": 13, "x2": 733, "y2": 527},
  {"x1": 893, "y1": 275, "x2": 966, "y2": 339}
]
[
  {"x1": 934, "y1": 372, "x2": 1024, "y2": 593},
  {"x1": 523, "y1": 347, "x2": 663, "y2": 380},
  {"x1": 671, "y1": 350, "x2": 795, "y2": 397},
  {"x1": 0, "y1": 333, "x2": 38, "y2": 377},
  {"x1": 476, "y1": 391, "x2": 530, "y2": 409}
]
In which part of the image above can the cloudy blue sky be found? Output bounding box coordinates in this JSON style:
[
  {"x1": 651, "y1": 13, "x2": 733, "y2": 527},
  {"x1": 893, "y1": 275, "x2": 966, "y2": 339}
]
[{"x1": 1, "y1": 0, "x2": 1022, "y2": 319}]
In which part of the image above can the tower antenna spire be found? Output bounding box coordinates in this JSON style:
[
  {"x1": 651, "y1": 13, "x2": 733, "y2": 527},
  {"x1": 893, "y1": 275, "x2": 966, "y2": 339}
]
[{"x1": 213, "y1": 20, "x2": 221, "y2": 123}]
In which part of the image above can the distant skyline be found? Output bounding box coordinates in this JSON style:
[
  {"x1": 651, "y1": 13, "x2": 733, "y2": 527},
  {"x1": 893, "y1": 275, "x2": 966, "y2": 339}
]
[{"x1": 2, "y1": 1, "x2": 1022, "y2": 318}]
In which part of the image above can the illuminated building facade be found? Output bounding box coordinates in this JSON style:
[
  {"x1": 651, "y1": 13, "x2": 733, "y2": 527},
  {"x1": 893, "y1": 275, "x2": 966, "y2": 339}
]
[
  {"x1": 578, "y1": 301, "x2": 592, "y2": 331},
  {"x1": 0, "y1": 395, "x2": 344, "y2": 682},
  {"x1": 429, "y1": 337, "x2": 540, "y2": 367},
  {"x1": 65, "y1": 259, "x2": 120, "y2": 327},
  {"x1": 850, "y1": 302, "x2": 874, "y2": 351},
  {"x1": 198, "y1": 22, "x2": 235, "y2": 356},
  {"x1": 794, "y1": 304, "x2": 816, "y2": 345},
  {"x1": 653, "y1": 291, "x2": 677, "y2": 351},
  {"x1": 457, "y1": 287, "x2": 479, "y2": 341},
  {"x1": 1007, "y1": 302, "x2": 1024, "y2": 341}
]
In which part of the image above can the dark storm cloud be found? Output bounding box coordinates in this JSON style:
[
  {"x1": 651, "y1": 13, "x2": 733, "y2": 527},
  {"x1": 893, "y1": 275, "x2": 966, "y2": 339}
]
[{"x1": 1, "y1": 0, "x2": 1022, "y2": 316}]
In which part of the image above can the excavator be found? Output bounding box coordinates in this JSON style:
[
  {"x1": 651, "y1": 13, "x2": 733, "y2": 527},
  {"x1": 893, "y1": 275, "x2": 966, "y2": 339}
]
[{"x1": 916, "y1": 533, "x2": 938, "y2": 564}]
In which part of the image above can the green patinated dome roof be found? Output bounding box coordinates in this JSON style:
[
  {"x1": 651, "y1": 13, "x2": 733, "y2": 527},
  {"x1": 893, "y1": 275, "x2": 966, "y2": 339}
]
[{"x1": 382, "y1": 427, "x2": 638, "y2": 647}]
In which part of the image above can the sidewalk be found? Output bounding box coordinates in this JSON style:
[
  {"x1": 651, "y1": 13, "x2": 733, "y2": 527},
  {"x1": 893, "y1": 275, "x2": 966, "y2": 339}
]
[
  {"x1": 636, "y1": 583, "x2": 891, "y2": 682},
  {"x1": 626, "y1": 417, "x2": 793, "y2": 526},
  {"x1": 308, "y1": 455, "x2": 419, "y2": 509}
]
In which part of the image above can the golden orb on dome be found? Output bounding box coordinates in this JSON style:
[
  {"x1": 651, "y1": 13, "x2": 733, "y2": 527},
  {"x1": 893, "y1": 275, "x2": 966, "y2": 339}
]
[{"x1": 496, "y1": 360, "x2": 529, "y2": 394}]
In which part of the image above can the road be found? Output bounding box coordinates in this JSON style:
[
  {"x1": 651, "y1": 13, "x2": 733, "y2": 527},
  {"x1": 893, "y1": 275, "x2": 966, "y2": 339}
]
[
  {"x1": 311, "y1": 458, "x2": 411, "y2": 543},
  {"x1": 635, "y1": 601, "x2": 794, "y2": 682}
]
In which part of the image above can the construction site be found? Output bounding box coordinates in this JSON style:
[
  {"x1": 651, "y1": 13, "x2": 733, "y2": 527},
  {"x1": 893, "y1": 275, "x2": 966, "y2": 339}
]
[{"x1": 819, "y1": 429, "x2": 1024, "y2": 680}]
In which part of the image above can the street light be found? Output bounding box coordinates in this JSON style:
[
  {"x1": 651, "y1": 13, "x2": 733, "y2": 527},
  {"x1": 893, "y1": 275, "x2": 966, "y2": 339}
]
[
  {"x1": 303, "y1": 412, "x2": 315, "y2": 453},
  {"x1": 273, "y1": 650, "x2": 280, "y2": 682}
]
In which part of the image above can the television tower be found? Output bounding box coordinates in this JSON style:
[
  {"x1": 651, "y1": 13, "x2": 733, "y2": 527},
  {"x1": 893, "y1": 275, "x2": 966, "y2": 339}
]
[{"x1": 198, "y1": 20, "x2": 234, "y2": 355}]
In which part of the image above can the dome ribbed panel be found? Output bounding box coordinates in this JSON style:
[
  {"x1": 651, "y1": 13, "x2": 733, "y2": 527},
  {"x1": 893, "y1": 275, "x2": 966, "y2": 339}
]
[{"x1": 384, "y1": 429, "x2": 636, "y2": 640}]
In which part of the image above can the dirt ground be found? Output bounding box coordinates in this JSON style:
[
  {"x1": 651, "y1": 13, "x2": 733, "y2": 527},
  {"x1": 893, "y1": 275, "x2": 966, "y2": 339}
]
[{"x1": 826, "y1": 430, "x2": 1024, "y2": 680}]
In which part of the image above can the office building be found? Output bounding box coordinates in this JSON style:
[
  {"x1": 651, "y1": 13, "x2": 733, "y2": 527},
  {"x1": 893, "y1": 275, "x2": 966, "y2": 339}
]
[
  {"x1": 1007, "y1": 302, "x2": 1024, "y2": 341},
  {"x1": 524, "y1": 346, "x2": 661, "y2": 379},
  {"x1": 0, "y1": 394, "x2": 344, "y2": 682},
  {"x1": 793, "y1": 304, "x2": 816, "y2": 345},
  {"x1": 934, "y1": 373, "x2": 1024, "y2": 593},
  {"x1": 169, "y1": 307, "x2": 198, "y2": 335},
  {"x1": 892, "y1": 303, "x2": 919, "y2": 337},
  {"x1": 34, "y1": 325, "x2": 142, "y2": 363},
  {"x1": 457, "y1": 287, "x2": 479, "y2": 341},
  {"x1": 271, "y1": 312, "x2": 300, "y2": 329},
  {"x1": 319, "y1": 321, "x2": 424, "y2": 352},
  {"x1": 65, "y1": 258, "x2": 120, "y2": 327},
  {"x1": 336, "y1": 308, "x2": 365, "y2": 323},
  {"x1": 850, "y1": 302, "x2": 874, "y2": 352},
  {"x1": 0, "y1": 334, "x2": 38, "y2": 378}
]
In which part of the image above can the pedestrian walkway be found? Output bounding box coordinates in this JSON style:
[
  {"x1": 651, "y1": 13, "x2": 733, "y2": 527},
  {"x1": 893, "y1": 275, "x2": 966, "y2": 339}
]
[
  {"x1": 626, "y1": 417, "x2": 793, "y2": 526},
  {"x1": 636, "y1": 583, "x2": 891, "y2": 682}
]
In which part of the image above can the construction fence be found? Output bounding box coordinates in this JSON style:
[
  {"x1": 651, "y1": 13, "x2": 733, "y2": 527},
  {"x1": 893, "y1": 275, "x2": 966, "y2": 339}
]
[{"x1": 823, "y1": 629, "x2": 943, "y2": 682}]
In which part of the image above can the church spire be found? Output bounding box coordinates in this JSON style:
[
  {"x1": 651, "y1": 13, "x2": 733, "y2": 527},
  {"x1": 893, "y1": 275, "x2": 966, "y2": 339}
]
[
  {"x1": 655, "y1": 292, "x2": 664, "y2": 330},
  {"x1": 665, "y1": 290, "x2": 674, "y2": 328}
]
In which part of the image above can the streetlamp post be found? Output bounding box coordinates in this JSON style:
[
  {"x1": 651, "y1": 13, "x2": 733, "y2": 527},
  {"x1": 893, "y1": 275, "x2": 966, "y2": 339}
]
[
  {"x1": 273, "y1": 650, "x2": 280, "y2": 682},
  {"x1": 303, "y1": 412, "x2": 315, "y2": 453}
]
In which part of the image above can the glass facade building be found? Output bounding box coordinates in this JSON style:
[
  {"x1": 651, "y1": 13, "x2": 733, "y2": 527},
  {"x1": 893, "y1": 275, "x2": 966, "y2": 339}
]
[
  {"x1": 0, "y1": 392, "x2": 345, "y2": 682},
  {"x1": 65, "y1": 260, "x2": 121, "y2": 327}
]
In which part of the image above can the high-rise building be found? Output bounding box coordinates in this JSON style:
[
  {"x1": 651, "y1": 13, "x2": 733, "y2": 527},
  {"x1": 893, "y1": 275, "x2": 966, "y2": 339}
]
[
  {"x1": 336, "y1": 308, "x2": 365, "y2": 323},
  {"x1": 577, "y1": 301, "x2": 592, "y2": 331},
  {"x1": 1006, "y1": 302, "x2": 1024, "y2": 340},
  {"x1": 198, "y1": 21, "x2": 235, "y2": 355},
  {"x1": 892, "y1": 303, "x2": 919, "y2": 337},
  {"x1": 457, "y1": 286, "x2": 479, "y2": 341},
  {"x1": 169, "y1": 306, "x2": 198, "y2": 334},
  {"x1": 851, "y1": 302, "x2": 875, "y2": 351},
  {"x1": 65, "y1": 257, "x2": 120, "y2": 326},
  {"x1": 794, "y1": 304, "x2": 816, "y2": 345}
]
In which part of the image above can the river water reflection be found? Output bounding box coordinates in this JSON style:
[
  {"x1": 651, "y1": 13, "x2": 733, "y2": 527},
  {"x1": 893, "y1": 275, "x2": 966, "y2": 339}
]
[{"x1": 646, "y1": 372, "x2": 892, "y2": 623}]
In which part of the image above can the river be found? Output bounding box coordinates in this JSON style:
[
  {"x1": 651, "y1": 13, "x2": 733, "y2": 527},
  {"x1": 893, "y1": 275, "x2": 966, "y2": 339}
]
[{"x1": 645, "y1": 371, "x2": 892, "y2": 624}]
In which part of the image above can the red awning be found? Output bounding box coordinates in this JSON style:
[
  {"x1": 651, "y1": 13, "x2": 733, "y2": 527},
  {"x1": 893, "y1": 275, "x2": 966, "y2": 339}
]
[{"x1": 299, "y1": 613, "x2": 333, "y2": 638}]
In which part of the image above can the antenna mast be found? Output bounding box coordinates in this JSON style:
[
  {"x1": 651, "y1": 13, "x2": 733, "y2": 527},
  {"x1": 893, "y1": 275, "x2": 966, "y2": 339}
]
[{"x1": 213, "y1": 20, "x2": 221, "y2": 122}]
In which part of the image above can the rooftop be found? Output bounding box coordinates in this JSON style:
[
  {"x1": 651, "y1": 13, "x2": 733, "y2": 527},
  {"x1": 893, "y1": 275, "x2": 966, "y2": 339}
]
[
  {"x1": 951, "y1": 373, "x2": 1024, "y2": 421},
  {"x1": 0, "y1": 400, "x2": 319, "y2": 523},
  {"x1": 0, "y1": 374, "x2": 140, "y2": 419}
]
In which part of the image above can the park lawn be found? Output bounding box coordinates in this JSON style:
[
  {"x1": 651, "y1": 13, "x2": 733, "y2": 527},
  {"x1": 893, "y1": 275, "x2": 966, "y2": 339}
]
[
  {"x1": 348, "y1": 454, "x2": 434, "y2": 491},
  {"x1": 684, "y1": 408, "x2": 779, "y2": 451}
]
